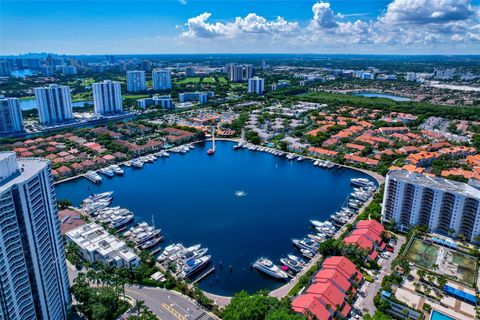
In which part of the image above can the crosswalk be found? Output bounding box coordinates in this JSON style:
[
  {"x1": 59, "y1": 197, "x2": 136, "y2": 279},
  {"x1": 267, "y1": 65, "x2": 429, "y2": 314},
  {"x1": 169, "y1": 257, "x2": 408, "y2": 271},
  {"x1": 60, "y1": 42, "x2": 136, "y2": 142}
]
[{"x1": 194, "y1": 312, "x2": 215, "y2": 320}]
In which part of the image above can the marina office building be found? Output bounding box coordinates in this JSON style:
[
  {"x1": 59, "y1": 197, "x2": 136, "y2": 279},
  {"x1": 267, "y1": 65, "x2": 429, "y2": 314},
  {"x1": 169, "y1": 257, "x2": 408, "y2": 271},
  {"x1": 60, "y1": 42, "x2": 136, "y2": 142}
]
[
  {"x1": 381, "y1": 170, "x2": 480, "y2": 242},
  {"x1": 66, "y1": 222, "x2": 140, "y2": 269},
  {"x1": 0, "y1": 152, "x2": 71, "y2": 319}
]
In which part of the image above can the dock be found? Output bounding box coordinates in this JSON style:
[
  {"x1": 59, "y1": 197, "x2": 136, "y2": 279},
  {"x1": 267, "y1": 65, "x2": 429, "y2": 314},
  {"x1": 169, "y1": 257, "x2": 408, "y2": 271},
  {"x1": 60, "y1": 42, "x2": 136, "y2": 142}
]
[{"x1": 191, "y1": 265, "x2": 215, "y2": 285}]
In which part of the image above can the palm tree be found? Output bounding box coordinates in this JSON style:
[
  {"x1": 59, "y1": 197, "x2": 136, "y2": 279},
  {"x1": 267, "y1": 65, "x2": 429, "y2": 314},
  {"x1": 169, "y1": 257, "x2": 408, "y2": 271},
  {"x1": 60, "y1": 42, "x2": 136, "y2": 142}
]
[{"x1": 135, "y1": 300, "x2": 145, "y2": 316}]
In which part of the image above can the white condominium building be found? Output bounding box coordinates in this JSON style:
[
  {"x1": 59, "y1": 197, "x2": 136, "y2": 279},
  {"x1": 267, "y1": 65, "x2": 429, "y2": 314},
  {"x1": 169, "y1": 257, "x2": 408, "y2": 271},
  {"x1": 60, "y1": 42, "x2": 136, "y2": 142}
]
[
  {"x1": 152, "y1": 69, "x2": 172, "y2": 91},
  {"x1": 0, "y1": 97, "x2": 24, "y2": 134},
  {"x1": 248, "y1": 77, "x2": 265, "y2": 95},
  {"x1": 34, "y1": 84, "x2": 74, "y2": 125},
  {"x1": 382, "y1": 170, "x2": 480, "y2": 242},
  {"x1": 92, "y1": 80, "x2": 123, "y2": 115},
  {"x1": 0, "y1": 152, "x2": 71, "y2": 319},
  {"x1": 137, "y1": 95, "x2": 173, "y2": 109},
  {"x1": 227, "y1": 64, "x2": 244, "y2": 82},
  {"x1": 126, "y1": 70, "x2": 146, "y2": 92},
  {"x1": 66, "y1": 223, "x2": 140, "y2": 269}
]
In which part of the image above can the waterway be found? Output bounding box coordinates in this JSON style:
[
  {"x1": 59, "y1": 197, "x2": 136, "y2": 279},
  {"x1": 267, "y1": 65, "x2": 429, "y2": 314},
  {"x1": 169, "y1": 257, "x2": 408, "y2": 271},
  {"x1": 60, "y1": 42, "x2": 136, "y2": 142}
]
[
  {"x1": 20, "y1": 99, "x2": 93, "y2": 110},
  {"x1": 352, "y1": 92, "x2": 411, "y2": 102},
  {"x1": 55, "y1": 141, "x2": 374, "y2": 296}
]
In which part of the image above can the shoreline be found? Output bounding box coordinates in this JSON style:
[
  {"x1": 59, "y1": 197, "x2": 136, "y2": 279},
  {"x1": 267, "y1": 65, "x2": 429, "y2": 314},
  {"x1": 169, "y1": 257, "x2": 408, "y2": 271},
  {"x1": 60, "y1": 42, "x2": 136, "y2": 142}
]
[{"x1": 54, "y1": 138, "x2": 384, "y2": 306}]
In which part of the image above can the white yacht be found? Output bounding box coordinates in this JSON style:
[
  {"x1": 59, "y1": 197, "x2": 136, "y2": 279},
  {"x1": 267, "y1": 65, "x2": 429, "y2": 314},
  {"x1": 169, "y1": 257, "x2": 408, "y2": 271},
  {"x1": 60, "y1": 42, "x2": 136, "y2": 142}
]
[
  {"x1": 157, "y1": 244, "x2": 185, "y2": 262},
  {"x1": 82, "y1": 191, "x2": 113, "y2": 205},
  {"x1": 109, "y1": 165, "x2": 124, "y2": 175},
  {"x1": 350, "y1": 178, "x2": 374, "y2": 188},
  {"x1": 280, "y1": 255, "x2": 305, "y2": 273},
  {"x1": 310, "y1": 220, "x2": 324, "y2": 228},
  {"x1": 301, "y1": 249, "x2": 315, "y2": 259},
  {"x1": 85, "y1": 171, "x2": 102, "y2": 183},
  {"x1": 180, "y1": 255, "x2": 211, "y2": 278},
  {"x1": 98, "y1": 167, "x2": 114, "y2": 177},
  {"x1": 179, "y1": 247, "x2": 208, "y2": 265},
  {"x1": 110, "y1": 213, "x2": 134, "y2": 228},
  {"x1": 253, "y1": 258, "x2": 288, "y2": 280},
  {"x1": 131, "y1": 159, "x2": 144, "y2": 168}
]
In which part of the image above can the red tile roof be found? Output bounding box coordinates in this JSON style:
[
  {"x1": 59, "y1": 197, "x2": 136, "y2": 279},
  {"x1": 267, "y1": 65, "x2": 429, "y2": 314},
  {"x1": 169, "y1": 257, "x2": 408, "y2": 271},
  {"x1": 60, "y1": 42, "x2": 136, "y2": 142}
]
[{"x1": 292, "y1": 294, "x2": 332, "y2": 320}]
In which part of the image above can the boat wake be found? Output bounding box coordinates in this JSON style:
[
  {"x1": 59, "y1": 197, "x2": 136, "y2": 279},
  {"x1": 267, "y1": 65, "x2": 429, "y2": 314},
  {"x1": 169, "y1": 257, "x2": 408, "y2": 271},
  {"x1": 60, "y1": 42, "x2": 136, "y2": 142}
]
[{"x1": 234, "y1": 191, "x2": 247, "y2": 198}]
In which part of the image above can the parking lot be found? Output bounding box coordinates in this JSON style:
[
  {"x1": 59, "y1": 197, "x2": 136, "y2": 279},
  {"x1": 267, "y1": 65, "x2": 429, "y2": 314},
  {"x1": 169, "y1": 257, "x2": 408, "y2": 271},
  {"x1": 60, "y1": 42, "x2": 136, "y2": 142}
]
[{"x1": 352, "y1": 235, "x2": 406, "y2": 318}]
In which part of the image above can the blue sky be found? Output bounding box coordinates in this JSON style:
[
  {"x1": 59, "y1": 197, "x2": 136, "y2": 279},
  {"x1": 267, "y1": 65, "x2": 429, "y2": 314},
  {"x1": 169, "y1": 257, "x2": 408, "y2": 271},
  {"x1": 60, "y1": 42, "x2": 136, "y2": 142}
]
[{"x1": 1, "y1": 0, "x2": 479, "y2": 55}]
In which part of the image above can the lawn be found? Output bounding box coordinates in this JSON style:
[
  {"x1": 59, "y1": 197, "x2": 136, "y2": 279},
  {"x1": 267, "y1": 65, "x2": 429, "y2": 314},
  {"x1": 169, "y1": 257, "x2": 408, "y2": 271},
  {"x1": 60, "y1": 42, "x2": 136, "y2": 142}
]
[
  {"x1": 176, "y1": 77, "x2": 200, "y2": 84},
  {"x1": 81, "y1": 77, "x2": 95, "y2": 87},
  {"x1": 202, "y1": 77, "x2": 216, "y2": 84},
  {"x1": 218, "y1": 77, "x2": 228, "y2": 84}
]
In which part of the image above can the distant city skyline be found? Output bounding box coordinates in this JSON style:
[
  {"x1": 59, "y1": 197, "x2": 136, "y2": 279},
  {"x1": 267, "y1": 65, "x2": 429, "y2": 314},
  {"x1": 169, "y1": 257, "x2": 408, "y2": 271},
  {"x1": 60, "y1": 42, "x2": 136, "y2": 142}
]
[{"x1": 1, "y1": 0, "x2": 480, "y2": 55}]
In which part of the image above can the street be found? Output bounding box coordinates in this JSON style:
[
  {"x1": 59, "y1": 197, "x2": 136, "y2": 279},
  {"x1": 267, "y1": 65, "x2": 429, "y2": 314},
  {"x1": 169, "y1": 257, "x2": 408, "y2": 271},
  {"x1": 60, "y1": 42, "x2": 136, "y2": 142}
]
[
  {"x1": 67, "y1": 263, "x2": 216, "y2": 320},
  {"x1": 353, "y1": 235, "x2": 406, "y2": 316}
]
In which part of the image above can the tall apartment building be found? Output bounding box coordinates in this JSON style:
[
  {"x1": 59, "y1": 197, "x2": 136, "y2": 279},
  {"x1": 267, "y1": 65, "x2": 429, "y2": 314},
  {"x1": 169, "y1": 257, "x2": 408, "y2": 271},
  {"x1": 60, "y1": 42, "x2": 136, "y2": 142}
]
[
  {"x1": 244, "y1": 64, "x2": 254, "y2": 80},
  {"x1": 248, "y1": 77, "x2": 265, "y2": 95},
  {"x1": 0, "y1": 152, "x2": 71, "y2": 319},
  {"x1": 0, "y1": 97, "x2": 24, "y2": 135},
  {"x1": 405, "y1": 72, "x2": 417, "y2": 81},
  {"x1": 92, "y1": 80, "x2": 123, "y2": 115},
  {"x1": 0, "y1": 60, "x2": 11, "y2": 76},
  {"x1": 227, "y1": 64, "x2": 244, "y2": 82},
  {"x1": 382, "y1": 170, "x2": 480, "y2": 242},
  {"x1": 126, "y1": 70, "x2": 146, "y2": 92},
  {"x1": 34, "y1": 84, "x2": 74, "y2": 125},
  {"x1": 185, "y1": 66, "x2": 195, "y2": 77},
  {"x1": 152, "y1": 69, "x2": 172, "y2": 91}
]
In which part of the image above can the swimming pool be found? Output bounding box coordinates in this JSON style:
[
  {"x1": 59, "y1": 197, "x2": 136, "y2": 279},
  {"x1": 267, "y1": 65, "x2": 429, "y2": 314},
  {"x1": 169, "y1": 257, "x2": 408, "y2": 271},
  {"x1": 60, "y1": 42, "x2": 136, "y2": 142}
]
[{"x1": 430, "y1": 310, "x2": 455, "y2": 320}]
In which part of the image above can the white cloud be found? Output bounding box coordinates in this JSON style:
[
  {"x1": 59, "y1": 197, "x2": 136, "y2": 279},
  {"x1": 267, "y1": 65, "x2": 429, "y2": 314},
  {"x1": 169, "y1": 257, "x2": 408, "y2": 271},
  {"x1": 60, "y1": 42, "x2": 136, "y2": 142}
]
[
  {"x1": 180, "y1": 12, "x2": 299, "y2": 39},
  {"x1": 177, "y1": 0, "x2": 480, "y2": 53},
  {"x1": 179, "y1": 0, "x2": 187, "y2": 5}
]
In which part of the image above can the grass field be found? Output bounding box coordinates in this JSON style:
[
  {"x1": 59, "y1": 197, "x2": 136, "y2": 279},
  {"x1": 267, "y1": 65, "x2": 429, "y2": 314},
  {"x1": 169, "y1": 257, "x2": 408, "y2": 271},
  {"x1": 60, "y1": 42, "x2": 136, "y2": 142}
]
[
  {"x1": 218, "y1": 77, "x2": 228, "y2": 84},
  {"x1": 202, "y1": 77, "x2": 216, "y2": 84},
  {"x1": 176, "y1": 77, "x2": 200, "y2": 84}
]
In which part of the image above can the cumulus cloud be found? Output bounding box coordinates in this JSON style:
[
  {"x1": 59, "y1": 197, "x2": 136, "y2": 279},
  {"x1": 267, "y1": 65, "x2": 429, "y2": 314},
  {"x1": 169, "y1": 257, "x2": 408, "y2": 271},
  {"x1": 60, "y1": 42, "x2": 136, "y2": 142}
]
[
  {"x1": 310, "y1": 2, "x2": 338, "y2": 28},
  {"x1": 181, "y1": 12, "x2": 299, "y2": 39},
  {"x1": 178, "y1": 0, "x2": 480, "y2": 52}
]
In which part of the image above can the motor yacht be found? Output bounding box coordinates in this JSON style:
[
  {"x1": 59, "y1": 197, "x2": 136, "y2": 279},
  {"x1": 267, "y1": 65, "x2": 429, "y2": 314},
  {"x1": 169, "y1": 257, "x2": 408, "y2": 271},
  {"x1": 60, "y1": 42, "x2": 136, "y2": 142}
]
[
  {"x1": 253, "y1": 258, "x2": 288, "y2": 280},
  {"x1": 280, "y1": 256, "x2": 305, "y2": 273},
  {"x1": 109, "y1": 165, "x2": 124, "y2": 175},
  {"x1": 157, "y1": 244, "x2": 185, "y2": 262},
  {"x1": 82, "y1": 191, "x2": 113, "y2": 205},
  {"x1": 85, "y1": 171, "x2": 102, "y2": 183},
  {"x1": 180, "y1": 255, "x2": 211, "y2": 278},
  {"x1": 301, "y1": 249, "x2": 315, "y2": 259},
  {"x1": 350, "y1": 178, "x2": 374, "y2": 188},
  {"x1": 98, "y1": 167, "x2": 114, "y2": 177}
]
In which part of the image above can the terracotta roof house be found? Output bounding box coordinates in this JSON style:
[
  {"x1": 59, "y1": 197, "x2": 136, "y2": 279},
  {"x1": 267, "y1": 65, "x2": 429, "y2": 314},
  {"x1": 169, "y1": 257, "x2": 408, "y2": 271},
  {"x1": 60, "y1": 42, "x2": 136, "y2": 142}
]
[
  {"x1": 306, "y1": 282, "x2": 351, "y2": 319},
  {"x1": 292, "y1": 294, "x2": 332, "y2": 320},
  {"x1": 56, "y1": 166, "x2": 72, "y2": 177},
  {"x1": 314, "y1": 269, "x2": 355, "y2": 295},
  {"x1": 308, "y1": 147, "x2": 338, "y2": 157},
  {"x1": 322, "y1": 256, "x2": 363, "y2": 284}
]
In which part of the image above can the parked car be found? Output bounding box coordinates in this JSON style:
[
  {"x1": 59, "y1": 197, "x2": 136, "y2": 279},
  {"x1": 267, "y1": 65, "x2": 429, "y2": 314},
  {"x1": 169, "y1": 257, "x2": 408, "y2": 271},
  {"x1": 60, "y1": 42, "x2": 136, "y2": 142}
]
[{"x1": 386, "y1": 246, "x2": 394, "y2": 253}]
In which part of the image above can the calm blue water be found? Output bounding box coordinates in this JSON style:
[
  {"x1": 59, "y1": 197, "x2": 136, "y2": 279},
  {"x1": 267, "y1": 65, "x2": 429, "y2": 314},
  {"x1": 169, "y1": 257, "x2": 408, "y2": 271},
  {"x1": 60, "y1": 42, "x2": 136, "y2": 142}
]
[
  {"x1": 10, "y1": 69, "x2": 36, "y2": 78},
  {"x1": 353, "y1": 92, "x2": 411, "y2": 102},
  {"x1": 20, "y1": 99, "x2": 93, "y2": 110},
  {"x1": 55, "y1": 141, "x2": 372, "y2": 295},
  {"x1": 430, "y1": 311, "x2": 455, "y2": 320}
]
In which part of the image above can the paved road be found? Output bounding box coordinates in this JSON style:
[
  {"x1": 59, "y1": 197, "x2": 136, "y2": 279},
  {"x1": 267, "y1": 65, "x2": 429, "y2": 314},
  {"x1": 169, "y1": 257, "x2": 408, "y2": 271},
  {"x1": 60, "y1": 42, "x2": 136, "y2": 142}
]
[
  {"x1": 67, "y1": 263, "x2": 216, "y2": 320},
  {"x1": 354, "y1": 235, "x2": 406, "y2": 316}
]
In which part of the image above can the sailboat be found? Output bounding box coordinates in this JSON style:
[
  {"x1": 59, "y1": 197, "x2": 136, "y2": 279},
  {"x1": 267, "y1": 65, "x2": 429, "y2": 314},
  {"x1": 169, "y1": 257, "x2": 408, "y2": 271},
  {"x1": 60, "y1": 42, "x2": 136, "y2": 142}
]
[{"x1": 207, "y1": 128, "x2": 216, "y2": 155}]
